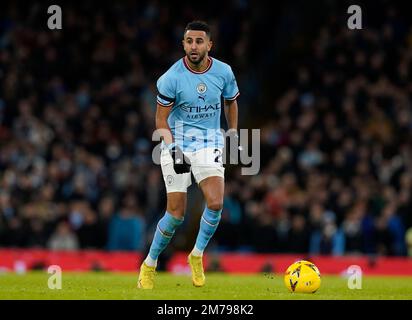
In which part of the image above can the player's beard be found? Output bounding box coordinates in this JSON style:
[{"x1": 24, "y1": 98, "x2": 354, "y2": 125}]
[{"x1": 187, "y1": 51, "x2": 206, "y2": 65}]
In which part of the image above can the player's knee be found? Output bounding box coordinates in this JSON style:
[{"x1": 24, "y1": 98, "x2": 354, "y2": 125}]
[
  {"x1": 207, "y1": 201, "x2": 223, "y2": 212},
  {"x1": 167, "y1": 205, "x2": 185, "y2": 218}
]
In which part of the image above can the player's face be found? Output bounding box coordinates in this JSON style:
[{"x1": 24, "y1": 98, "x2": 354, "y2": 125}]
[{"x1": 182, "y1": 30, "x2": 212, "y2": 65}]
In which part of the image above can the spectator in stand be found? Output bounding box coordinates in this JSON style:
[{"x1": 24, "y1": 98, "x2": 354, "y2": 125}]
[
  {"x1": 215, "y1": 181, "x2": 243, "y2": 251},
  {"x1": 47, "y1": 221, "x2": 79, "y2": 251},
  {"x1": 287, "y1": 214, "x2": 310, "y2": 253},
  {"x1": 107, "y1": 193, "x2": 146, "y2": 251}
]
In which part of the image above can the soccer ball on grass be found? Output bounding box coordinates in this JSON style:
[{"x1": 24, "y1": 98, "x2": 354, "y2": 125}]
[{"x1": 284, "y1": 260, "x2": 321, "y2": 293}]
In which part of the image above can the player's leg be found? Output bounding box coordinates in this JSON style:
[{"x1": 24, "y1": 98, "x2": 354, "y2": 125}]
[
  {"x1": 138, "y1": 149, "x2": 191, "y2": 289},
  {"x1": 188, "y1": 148, "x2": 225, "y2": 286},
  {"x1": 194, "y1": 176, "x2": 224, "y2": 255},
  {"x1": 144, "y1": 192, "x2": 186, "y2": 267},
  {"x1": 139, "y1": 193, "x2": 187, "y2": 289},
  {"x1": 188, "y1": 176, "x2": 224, "y2": 287}
]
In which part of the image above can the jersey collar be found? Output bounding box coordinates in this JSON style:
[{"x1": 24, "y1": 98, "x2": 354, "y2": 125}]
[{"x1": 183, "y1": 56, "x2": 213, "y2": 74}]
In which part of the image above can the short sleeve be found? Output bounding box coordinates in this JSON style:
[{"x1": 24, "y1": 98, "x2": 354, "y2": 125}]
[
  {"x1": 156, "y1": 73, "x2": 176, "y2": 107},
  {"x1": 222, "y1": 66, "x2": 240, "y2": 101}
]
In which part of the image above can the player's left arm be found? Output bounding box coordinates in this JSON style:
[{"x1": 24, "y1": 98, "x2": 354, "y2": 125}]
[
  {"x1": 223, "y1": 65, "x2": 242, "y2": 159},
  {"x1": 224, "y1": 99, "x2": 238, "y2": 132},
  {"x1": 222, "y1": 64, "x2": 240, "y2": 132},
  {"x1": 224, "y1": 98, "x2": 244, "y2": 162}
]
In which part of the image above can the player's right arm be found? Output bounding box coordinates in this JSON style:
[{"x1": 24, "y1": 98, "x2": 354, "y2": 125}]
[
  {"x1": 156, "y1": 72, "x2": 176, "y2": 145},
  {"x1": 156, "y1": 72, "x2": 191, "y2": 174},
  {"x1": 155, "y1": 103, "x2": 174, "y2": 145}
]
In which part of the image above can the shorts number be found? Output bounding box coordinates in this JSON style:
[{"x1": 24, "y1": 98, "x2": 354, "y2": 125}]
[{"x1": 214, "y1": 149, "x2": 222, "y2": 164}]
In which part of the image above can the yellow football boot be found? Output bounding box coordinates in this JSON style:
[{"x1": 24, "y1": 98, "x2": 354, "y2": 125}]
[
  {"x1": 188, "y1": 254, "x2": 206, "y2": 287},
  {"x1": 137, "y1": 262, "x2": 156, "y2": 289}
]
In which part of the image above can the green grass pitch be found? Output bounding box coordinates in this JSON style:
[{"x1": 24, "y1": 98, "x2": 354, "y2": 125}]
[{"x1": 0, "y1": 272, "x2": 412, "y2": 300}]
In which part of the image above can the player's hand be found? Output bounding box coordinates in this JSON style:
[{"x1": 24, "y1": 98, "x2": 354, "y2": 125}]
[
  {"x1": 227, "y1": 129, "x2": 244, "y2": 165},
  {"x1": 168, "y1": 143, "x2": 191, "y2": 174}
]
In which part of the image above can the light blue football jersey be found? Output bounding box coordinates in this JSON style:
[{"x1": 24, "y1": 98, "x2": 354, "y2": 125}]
[{"x1": 156, "y1": 56, "x2": 239, "y2": 152}]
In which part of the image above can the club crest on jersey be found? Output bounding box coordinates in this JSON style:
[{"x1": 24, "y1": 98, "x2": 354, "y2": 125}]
[
  {"x1": 166, "y1": 175, "x2": 174, "y2": 186},
  {"x1": 197, "y1": 83, "x2": 207, "y2": 94}
]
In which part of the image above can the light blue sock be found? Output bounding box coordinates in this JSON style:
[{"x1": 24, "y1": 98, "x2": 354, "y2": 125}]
[
  {"x1": 148, "y1": 212, "x2": 184, "y2": 262},
  {"x1": 194, "y1": 206, "x2": 222, "y2": 254}
]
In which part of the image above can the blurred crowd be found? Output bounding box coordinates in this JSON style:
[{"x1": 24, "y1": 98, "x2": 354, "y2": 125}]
[{"x1": 0, "y1": 1, "x2": 411, "y2": 257}]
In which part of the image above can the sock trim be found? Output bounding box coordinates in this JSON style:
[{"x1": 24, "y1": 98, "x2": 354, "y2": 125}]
[
  {"x1": 201, "y1": 215, "x2": 219, "y2": 227},
  {"x1": 157, "y1": 225, "x2": 174, "y2": 238}
]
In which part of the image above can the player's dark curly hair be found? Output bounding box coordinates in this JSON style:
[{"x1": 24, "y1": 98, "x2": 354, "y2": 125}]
[{"x1": 184, "y1": 21, "x2": 211, "y2": 38}]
